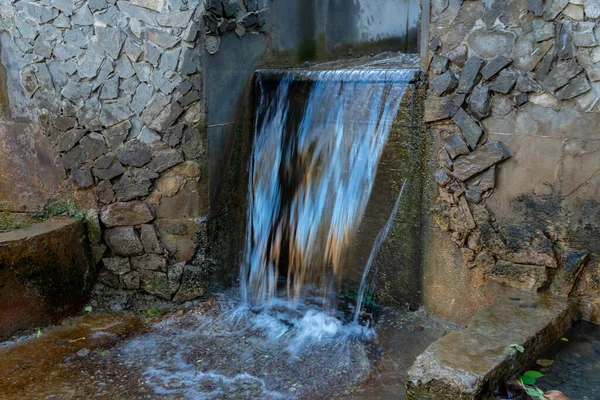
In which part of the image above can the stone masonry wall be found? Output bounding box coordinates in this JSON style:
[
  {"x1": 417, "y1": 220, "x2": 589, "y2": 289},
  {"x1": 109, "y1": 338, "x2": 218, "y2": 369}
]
[
  {"x1": 423, "y1": 0, "x2": 600, "y2": 322},
  {"x1": 0, "y1": 0, "x2": 214, "y2": 302}
]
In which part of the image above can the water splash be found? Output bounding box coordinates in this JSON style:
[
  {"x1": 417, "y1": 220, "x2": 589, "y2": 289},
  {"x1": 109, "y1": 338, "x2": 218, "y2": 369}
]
[
  {"x1": 353, "y1": 179, "x2": 407, "y2": 323},
  {"x1": 240, "y1": 68, "x2": 413, "y2": 311}
]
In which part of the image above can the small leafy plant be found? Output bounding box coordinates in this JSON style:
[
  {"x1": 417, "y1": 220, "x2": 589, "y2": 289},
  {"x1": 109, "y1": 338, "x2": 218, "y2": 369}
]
[
  {"x1": 518, "y1": 370, "x2": 544, "y2": 385},
  {"x1": 147, "y1": 308, "x2": 160, "y2": 317}
]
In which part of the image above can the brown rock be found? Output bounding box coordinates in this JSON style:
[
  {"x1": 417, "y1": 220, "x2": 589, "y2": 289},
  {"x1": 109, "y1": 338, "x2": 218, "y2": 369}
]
[
  {"x1": 450, "y1": 142, "x2": 511, "y2": 181},
  {"x1": 140, "y1": 224, "x2": 164, "y2": 254},
  {"x1": 104, "y1": 226, "x2": 144, "y2": 256},
  {"x1": 102, "y1": 257, "x2": 131, "y2": 275},
  {"x1": 489, "y1": 260, "x2": 548, "y2": 291},
  {"x1": 131, "y1": 253, "x2": 167, "y2": 272},
  {"x1": 100, "y1": 201, "x2": 154, "y2": 227},
  {"x1": 120, "y1": 271, "x2": 140, "y2": 290}
]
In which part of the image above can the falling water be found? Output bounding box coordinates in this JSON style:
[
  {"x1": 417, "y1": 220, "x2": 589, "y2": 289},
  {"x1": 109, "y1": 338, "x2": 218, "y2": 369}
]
[
  {"x1": 240, "y1": 67, "x2": 413, "y2": 315},
  {"x1": 353, "y1": 179, "x2": 407, "y2": 323}
]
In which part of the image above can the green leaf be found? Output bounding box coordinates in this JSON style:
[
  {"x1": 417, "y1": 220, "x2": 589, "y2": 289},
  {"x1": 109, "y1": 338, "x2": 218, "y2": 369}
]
[
  {"x1": 522, "y1": 385, "x2": 545, "y2": 399},
  {"x1": 560, "y1": 337, "x2": 569, "y2": 342},
  {"x1": 510, "y1": 344, "x2": 524, "y2": 353},
  {"x1": 519, "y1": 376, "x2": 536, "y2": 385},
  {"x1": 147, "y1": 308, "x2": 160, "y2": 317},
  {"x1": 523, "y1": 370, "x2": 545, "y2": 379},
  {"x1": 84, "y1": 306, "x2": 93, "y2": 313},
  {"x1": 36, "y1": 328, "x2": 42, "y2": 339}
]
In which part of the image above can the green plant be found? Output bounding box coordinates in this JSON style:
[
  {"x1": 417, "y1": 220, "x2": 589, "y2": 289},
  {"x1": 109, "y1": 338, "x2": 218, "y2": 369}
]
[
  {"x1": 518, "y1": 370, "x2": 544, "y2": 385},
  {"x1": 339, "y1": 285, "x2": 381, "y2": 314},
  {"x1": 147, "y1": 308, "x2": 160, "y2": 317}
]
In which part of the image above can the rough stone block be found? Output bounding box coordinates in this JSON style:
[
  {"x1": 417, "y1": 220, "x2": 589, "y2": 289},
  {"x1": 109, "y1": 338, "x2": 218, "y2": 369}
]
[
  {"x1": 148, "y1": 149, "x2": 184, "y2": 172},
  {"x1": 556, "y1": 20, "x2": 574, "y2": 60},
  {"x1": 103, "y1": 257, "x2": 131, "y2": 275},
  {"x1": 543, "y1": 60, "x2": 583, "y2": 91},
  {"x1": 543, "y1": 0, "x2": 569, "y2": 21},
  {"x1": 490, "y1": 69, "x2": 518, "y2": 94},
  {"x1": 442, "y1": 132, "x2": 470, "y2": 159},
  {"x1": 457, "y1": 57, "x2": 485, "y2": 94},
  {"x1": 139, "y1": 269, "x2": 170, "y2": 299},
  {"x1": 551, "y1": 249, "x2": 589, "y2": 296},
  {"x1": 574, "y1": 21, "x2": 597, "y2": 47},
  {"x1": 131, "y1": 254, "x2": 167, "y2": 272},
  {"x1": 424, "y1": 93, "x2": 465, "y2": 122},
  {"x1": 467, "y1": 85, "x2": 490, "y2": 120},
  {"x1": 113, "y1": 174, "x2": 152, "y2": 201},
  {"x1": 0, "y1": 217, "x2": 94, "y2": 339},
  {"x1": 430, "y1": 54, "x2": 449, "y2": 75},
  {"x1": 450, "y1": 141, "x2": 511, "y2": 181},
  {"x1": 452, "y1": 108, "x2": 482, "y2": 149},
  {"x1": 584, "y1": 0, "x2": 600, "y2": 18},
  {"x1": 172, "y1": 264, "x2": 206, "y2": 303},
  {"x1": 407, "y1": 294, "x2": 573, "y2": 399},
  {"x1": 104, "y1": 226, "x2": 144, "y2": 256},
  {"x1": 430, "y1": 70, "x2": 458, "y2": 96},
  {"x1": 119, "y1": 140, "x2": 153, "y2": 167},
  {"x1": 481, "y1": 56, "x2": 511, "y2": 80},
  {"x1": 100, "y1": 201, "x2": 154, "y2": 227},
  {"x1": 489, "y1": 261, "x2": 548, "y2": 291},
  {"x1": 527, "y1": 0, "x2": 544, "y2": 16},
  {"x1": 140, "y1": 224, "x2": 164, "y2": 254},
  {"x1": 556, "y1": 74, "x2": 590, "y2": 100}
]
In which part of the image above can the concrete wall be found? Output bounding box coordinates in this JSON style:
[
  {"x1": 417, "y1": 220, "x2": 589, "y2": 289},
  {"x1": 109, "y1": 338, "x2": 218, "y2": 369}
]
[
  {"x1": 421, "y1": 0, "x2": 600, "y2": 324},
  {"x1": 0, "y1": 0, "x2": 421, "y2": 300},
  {"x1": 0, "y1": 0, "x2": 208, "y2": 301}
]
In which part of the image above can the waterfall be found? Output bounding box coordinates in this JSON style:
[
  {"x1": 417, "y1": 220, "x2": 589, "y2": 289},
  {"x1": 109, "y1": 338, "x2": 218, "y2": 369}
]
[{"x1": 240, "y1": 67, "x2": 413, "y2": 313}]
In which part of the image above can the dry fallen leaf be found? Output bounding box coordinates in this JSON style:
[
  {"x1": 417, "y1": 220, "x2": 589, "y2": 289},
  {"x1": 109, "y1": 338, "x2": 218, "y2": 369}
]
[
  {"x1": 536, "y1": 359, "x2": 554, "y2": 367},
  {"x1": 543, "y1": 390, "x2": 570, "y2": 400}
]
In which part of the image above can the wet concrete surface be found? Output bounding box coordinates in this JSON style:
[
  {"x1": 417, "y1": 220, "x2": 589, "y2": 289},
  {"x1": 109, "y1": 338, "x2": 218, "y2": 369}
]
[
  {"x1": 0, "y1": 298, "x2": 461, "y2": 399},
  {"x1": 533, "y1": 320, "x2": 600, "y2": 400}
]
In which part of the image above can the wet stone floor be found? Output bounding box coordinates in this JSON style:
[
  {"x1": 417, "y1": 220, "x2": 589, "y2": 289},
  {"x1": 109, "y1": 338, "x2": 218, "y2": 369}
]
[
  {"x1": 0, "y1": 297, "x2": 459, "y2": 399},
  {"x1": 533, "y1": 320, "x2": 600, "y2": 400}
]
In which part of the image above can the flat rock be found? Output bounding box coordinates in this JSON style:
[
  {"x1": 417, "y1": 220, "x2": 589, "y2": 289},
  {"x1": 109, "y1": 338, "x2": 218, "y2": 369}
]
[
  {"x1": 407, "y1": 293, "x2": 574, "y2": 399},
  {"x1": 450, "y1": 141, "x2": 511, "y2": 181},
  {"x1": 489, "y1": 261, "x2": 548, "y2": 291},
  {"x1": 430, "y1": 55, "x2": 449, "y2": 75},
  {"x1": 543, "y1": 60, "x2": 583, "y2": 91},
  {"x1": 442, "y1": 132, "x2": 470, "y2": 159},
  {"x1": 556, "y1": 20, "x2": 574, "y2": 60},
  {"x1": 490, "y1": 69, "x2": 518, "y2": 93},
  {"x1": 147, "y1": 149, "x2": 184, "y2": 172},
  {"x1": 556, "y1": 74, "x2": 590, "y2": 100},
  {"x1": 113, "y1": 175, "x2": 152, "y2": 201},
  {"x1": 573, "y1": 21, "x2": 597, "y2": 47},
  {"x1": 424, "y1": 93, "x2": 465, "y2": 122},
  {"x1": 119, "y1": 140, "x2": 153, "y2": 167},
  {"x1": 131, "y1": 254, "x2": 167, "y2": 272},
  {"x1": 139, "y1": 269, "x2": 170, "y2": 299},
  {"x1": 140, "y1": 224, "x2": 164, "y2": 254},
  {"x1": 172, "y1": 264, "x2": 205, "y2": 303},
  {"x1": 467, "y1": 85, "x2": 490, "y2": 120},
  {"x1": 100, "y1": 201, "x2": 154, "y2": 227},
  {"x1": 543, "y1": 0, "x2": 569, "y2": 20},
  {"x1": 103, "y1": 257, "x2": 131, "y2": 275},
  {"x1": 93, "y1": 155, "x2": 125, "y2": 180},
  {"x1": 481, "y1": 56, "x2": 511, "y2": 80},
  {"x1": 430, "y1": 71, "x2": 458, "y2": 96},
  {"x1": 457, "y1": 57, "x2": 485, "y2": 94},
  {"x1": 452, "y1": 108, "x2": 482, "y2": 149},
  {"x1": 104, "y1": 226, "x2": 144, "y2": 256},
  {"x1": 584, "y1": 0, "x2": 600, "y2": 18}
]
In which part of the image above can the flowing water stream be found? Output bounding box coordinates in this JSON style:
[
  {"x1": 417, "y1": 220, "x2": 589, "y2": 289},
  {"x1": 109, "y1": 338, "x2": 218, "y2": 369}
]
[{"x1": 240, "y1": 68, "x2": 414, "y2": 330}]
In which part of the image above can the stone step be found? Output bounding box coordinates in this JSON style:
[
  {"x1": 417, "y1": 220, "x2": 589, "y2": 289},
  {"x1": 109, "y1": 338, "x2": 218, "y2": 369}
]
[{"x1": 406, "y1": 292, "x2": 574, "y2": 399}]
